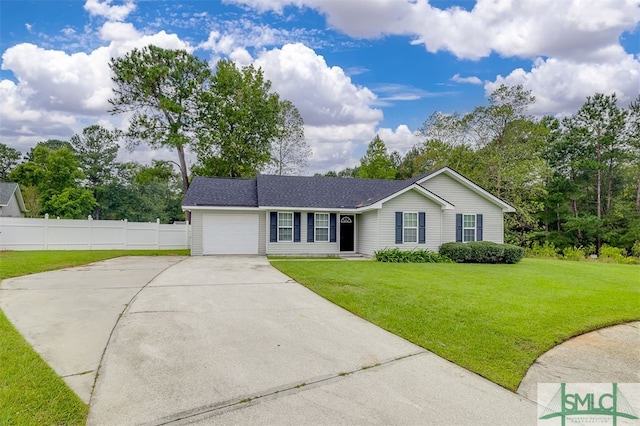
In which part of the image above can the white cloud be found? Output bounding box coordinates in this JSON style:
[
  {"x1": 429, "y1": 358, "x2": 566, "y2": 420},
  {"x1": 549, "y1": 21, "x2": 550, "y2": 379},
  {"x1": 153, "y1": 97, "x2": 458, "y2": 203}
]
[
  {"x1": 229, "y1": 0, "x2": 640, "y2": 60},
  {"x1": 84, "y1": 0, "x2": 136, "y2": 22},
  {"x1": 377, "y1": 125, "x2": 422, "y2": 154},
  {"x1": 255, "y1": 43, "x2": 382, "y2": 127},
  {"x1": 486, "y1": 53, "x2": 640, "y2": 116},
  {"x1": 451, "y1": 73, "x2": 482, "y2": 85},
  {"x1": 100, "y1": 22, "x2": 140, "y2": 41}
]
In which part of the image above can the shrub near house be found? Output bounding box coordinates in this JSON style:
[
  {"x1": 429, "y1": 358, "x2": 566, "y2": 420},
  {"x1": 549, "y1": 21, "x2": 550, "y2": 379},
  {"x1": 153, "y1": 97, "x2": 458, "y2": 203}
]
[{"x1": 439, "y1": 241, "x2": 525, "y2": 264}]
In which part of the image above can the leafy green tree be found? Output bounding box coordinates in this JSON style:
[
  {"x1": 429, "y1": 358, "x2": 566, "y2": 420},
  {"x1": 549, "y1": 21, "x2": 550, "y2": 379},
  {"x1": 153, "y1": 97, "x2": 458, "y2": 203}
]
[
  {"x1": 357, "y1": 135, "x2": 397, "y2": 179},
  {"x1": 0, "y1": 143, "x2": 21, "y2": 181},
  {"x1": 109, "y1": 45, "x2": 211, "y2": 194},
  {"x1": 99, "y1": 161, "x2": 183, "y2": 223},
  {"x1": 265, "y1": 100, "x2": 310, "y2": 175},
  {"x1": 9, "y1": 145, "x2": 95, "y2": 218},
  {"x1": 70, "y1": 125, "x2": 120, "y2": 218},
  {"x1": 193, "y1": 60, "x2": 282, "y2": 177}
]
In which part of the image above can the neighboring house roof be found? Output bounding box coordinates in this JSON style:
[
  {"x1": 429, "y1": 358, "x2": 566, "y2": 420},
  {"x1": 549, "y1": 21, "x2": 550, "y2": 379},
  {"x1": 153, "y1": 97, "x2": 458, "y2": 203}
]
[
  {"x1": 182, "y1": 167, "x2": 512, "y2": 212},
  {"x1": 0, "y1": 182, "x2": 27, "y2": 212}
]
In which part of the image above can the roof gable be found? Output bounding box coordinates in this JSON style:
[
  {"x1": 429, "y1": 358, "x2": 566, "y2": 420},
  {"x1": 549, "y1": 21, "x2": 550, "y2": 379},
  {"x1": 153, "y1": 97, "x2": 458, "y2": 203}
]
[
  {"x1": 417, "y1": 167, "x2": 516, "y2": 212},
  {"x1": 0, "y1": 182, "x2": 27, "y2": 212}
]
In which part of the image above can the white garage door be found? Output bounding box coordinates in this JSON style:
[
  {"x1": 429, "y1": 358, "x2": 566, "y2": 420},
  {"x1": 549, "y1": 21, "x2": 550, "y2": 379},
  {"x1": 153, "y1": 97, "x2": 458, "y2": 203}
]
[{"x1": 203, "y1": 213, "x2": 259, "y2": 255}]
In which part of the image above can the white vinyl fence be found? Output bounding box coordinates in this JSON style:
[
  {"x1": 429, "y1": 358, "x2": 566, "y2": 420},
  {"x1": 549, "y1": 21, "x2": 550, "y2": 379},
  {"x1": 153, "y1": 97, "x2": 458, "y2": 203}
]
[{"x1": 0, "y1": 215, "x2": 191, "y2": 251}]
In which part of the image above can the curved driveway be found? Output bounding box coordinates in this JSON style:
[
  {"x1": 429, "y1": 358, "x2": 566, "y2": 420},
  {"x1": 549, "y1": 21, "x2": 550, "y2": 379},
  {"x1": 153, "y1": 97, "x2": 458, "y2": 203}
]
[{"x1": 2, "y1": 256, "x2": 555, "y2": 424}]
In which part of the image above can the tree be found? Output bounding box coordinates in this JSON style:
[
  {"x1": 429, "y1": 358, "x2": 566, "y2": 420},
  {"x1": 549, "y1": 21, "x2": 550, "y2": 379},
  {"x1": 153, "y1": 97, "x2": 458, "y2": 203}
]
[
  {"x1": 357, "y1": 135, "x2": 397, "y2": 179},
  {"x1": 0, "y1": 143, "x2": 21, "y2": 181},
  {"x1": 99, "y1": 161, "x2": 183, "y2": 223},
  {"x1": 109, "y1": 45, "x2": 211, "y2": 194},
  {"x1": 265, "y1": 100, "x2": 310, "y2": 175},
  {"x1": 193, "y1": 60, "x2": 282, "y2": 178},
  {"x1": 9, "y1": 145, "x2": 95, "y2": 218},
  {"x1": 70, "y1": 125, "x2": 120, "y2": 218}
]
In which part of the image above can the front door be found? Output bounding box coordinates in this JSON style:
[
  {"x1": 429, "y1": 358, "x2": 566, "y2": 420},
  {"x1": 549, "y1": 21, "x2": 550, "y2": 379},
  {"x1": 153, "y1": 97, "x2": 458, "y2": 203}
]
[{"x1": 340, "y1": 215, "x2": 355, "y2": 251}]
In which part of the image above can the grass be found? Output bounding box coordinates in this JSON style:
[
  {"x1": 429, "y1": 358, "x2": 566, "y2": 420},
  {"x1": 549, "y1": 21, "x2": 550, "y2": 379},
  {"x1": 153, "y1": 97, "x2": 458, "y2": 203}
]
[
  {"x1": 271, "y1": 258, "x2": 640, "y2": 391},
  {"x1": 0, "y1": 249, "x2": 188, "y2": 425}
]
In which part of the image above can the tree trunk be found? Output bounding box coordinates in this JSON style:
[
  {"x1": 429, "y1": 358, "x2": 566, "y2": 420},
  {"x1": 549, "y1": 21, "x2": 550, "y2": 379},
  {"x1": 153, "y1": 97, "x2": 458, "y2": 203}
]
[
  {"x1": 636, "y1": 172, "x2": 640, "y2": 214},
  {"x1": 176, "y1": 144, "x2": 191, "y2": 223},
  {"x1": 606, "y1": 159, "x2": 614, "y2": 215},
  {"x1": 571, "y1": 198, "x2": 582, "y2": 240},
  {"x1": 596, "y1": 141, "x2": 602, "y2": 252}
]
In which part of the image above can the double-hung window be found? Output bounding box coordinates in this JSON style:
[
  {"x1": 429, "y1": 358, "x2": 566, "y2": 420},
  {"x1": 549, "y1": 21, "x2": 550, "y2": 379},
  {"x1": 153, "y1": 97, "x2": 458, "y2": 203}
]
[
  {"x1": 278, "y1": 212, "x2": 293, "y2": 242},
  {"x1": 463, "y1": 214, "x2": 476, "y2": 242},
  {"x1": 403, "y1": 212, "x2": 418, "y2": 243},
  {"x1": 315, "y1": 213, "x2": 329, "y2": 242}
]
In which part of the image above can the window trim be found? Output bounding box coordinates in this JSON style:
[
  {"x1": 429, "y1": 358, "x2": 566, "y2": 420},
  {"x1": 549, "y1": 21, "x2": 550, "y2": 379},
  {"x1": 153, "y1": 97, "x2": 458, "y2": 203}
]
[
  {"x1": 315, "y1": 212, "x2": 329, "y2": 242},
  {"x1": 403, "y1": 211, "x2": 418, "y2": 243},
  {"x1": 277, "y1": 211, "x2": 294, "y2": 242},
  {"x1": 462, "y1": 213, "x2": 476, "y2": 243}
]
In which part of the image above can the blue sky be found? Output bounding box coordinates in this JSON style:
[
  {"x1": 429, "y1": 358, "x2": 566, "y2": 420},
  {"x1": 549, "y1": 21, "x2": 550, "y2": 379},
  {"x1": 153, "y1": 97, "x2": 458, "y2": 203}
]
[{"x1": 1, "y1": 0, "x2": 639, "y2": 173}]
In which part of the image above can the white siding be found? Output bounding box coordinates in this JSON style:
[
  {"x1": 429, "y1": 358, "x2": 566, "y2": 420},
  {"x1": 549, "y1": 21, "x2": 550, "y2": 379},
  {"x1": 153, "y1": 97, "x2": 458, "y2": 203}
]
[
  {"x1": 266, "y1": 211, "x2": 341, "y2": 255},
  {"x1": 0, "y1": 195, "x2": 23, "y2": 217},
  {"x1": 357, "y1": 210, "x2": 378, "y2": 256},
  {"x1": 419, "y1": 173, "x2": 504, "y2": 244},
  {"x1": 377, "y1": 189, "x2": 443, "y2": 251},
  {"x1": 190, "y1": 211, "x2": 204, "y2": 255},
  {"x1": 258, "y1": 212, "x2": 266, "y2": 255}
]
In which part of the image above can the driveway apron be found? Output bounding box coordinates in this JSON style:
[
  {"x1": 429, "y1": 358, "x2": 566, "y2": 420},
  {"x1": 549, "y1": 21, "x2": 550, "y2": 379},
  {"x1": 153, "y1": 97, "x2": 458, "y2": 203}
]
[
  {"x1": 0, "y1": 256, "x2": 185, "y2": 403},
  {"x1": 87, "y1": 256, "x2": 535, "y2": 425}
]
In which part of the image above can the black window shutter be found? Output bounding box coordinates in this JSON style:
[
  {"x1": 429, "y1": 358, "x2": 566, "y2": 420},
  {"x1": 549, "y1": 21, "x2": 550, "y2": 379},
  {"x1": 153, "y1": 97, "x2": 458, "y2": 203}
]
[
  {"x1": 307, "y1": 213, "x2": 314, "y2": 242},
  {"x1": 329, "y1": 213, "x2": 337, "y2": 242},
  {"x1": 294, "y1": 212, "x2": 301, "y2": 242},
  {"x1": 395, "y1": 212, "x2": 403, "y2": 244},
  {"x1": 270, "y1": 212, "x2": 277, "y2": 242},
  {"x1": 476, "y1": 214, "x2": 483, "y2": 241},
  {"x1": 418, "y1": 212, "x2": 426, "y2": 244},
  {"x1": 456, "y1": 214, "x2": 463, "y2": 242}
]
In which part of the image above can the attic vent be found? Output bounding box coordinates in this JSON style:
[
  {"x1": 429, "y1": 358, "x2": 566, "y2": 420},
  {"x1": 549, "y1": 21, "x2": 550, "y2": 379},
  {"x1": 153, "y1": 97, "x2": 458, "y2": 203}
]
[{"x1": 340, "y1": 216, "x2": 353, "y2": 224}]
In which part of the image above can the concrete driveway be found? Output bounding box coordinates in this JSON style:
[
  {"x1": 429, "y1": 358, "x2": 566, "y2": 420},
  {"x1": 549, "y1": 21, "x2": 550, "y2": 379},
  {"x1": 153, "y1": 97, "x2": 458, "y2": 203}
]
[{"x1": 3, "y1": 256, "x2": 537, "y2": 425}]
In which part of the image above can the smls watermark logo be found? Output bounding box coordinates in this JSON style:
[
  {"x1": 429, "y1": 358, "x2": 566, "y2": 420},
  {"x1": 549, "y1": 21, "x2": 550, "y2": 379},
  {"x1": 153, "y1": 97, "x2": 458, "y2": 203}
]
[{"x1": 538, "y1": 383, "x2": 640, "y2": 426}]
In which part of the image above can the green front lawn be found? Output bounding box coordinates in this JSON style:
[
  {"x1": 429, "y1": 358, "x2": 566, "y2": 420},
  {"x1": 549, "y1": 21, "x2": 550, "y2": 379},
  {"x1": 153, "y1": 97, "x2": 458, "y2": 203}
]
[
  {"x1": 271, "y1": 258, "x2": 640, "y2": 391},
  {"x1": 0, "y1": 249, "x2": 188, "y2": 425}
]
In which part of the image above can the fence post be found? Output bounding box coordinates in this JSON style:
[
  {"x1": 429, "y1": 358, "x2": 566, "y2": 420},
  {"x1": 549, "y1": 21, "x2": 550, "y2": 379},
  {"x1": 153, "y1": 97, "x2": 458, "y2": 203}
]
[
  {"x1": 124, "y1": 219, "x2": 128, "y2": 249},
  {"x1": 156, "y1": 218, "x2": 160, "y2": 249},
  {"x1": 88, "y1": 215, "x2": 93, "y2": 250},
  {"x1": 44, "y1": 213, "x2": 49, "y2": 250}
]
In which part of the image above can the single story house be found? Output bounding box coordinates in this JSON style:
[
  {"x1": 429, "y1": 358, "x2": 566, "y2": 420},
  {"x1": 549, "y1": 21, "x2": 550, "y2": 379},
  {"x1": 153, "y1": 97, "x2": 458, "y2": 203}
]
[
  {"x1": 182, "y1": 167, "x2": 515, "y2": 256},
  {"x1": 0, "y1": 182, "x2": 27, "y2": 217}
]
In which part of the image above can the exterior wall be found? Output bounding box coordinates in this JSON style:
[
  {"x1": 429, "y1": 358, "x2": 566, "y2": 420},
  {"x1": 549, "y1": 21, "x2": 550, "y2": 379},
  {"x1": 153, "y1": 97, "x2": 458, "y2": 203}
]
[
  {"x1": 357, "y1": 210, "x2": 378, "y2": 256},
  {"x1": 190, "y1": 210, "x2": 204, "y2": 255},
  {"x1": 419, "y1": 173, "x2": 505, "y2": 244},
  {"x1": 377, "y1": 189, "x2": 443, "y2": 251},
  {"x1": 266, "y1": 211, "x2": 343, "y2": 255},
  {"x1": 258, "y1": 211, "x2": 266, "y2": 255},
  {"x1": 0, "y1": 195, "x2": 24, "y2": 217}
]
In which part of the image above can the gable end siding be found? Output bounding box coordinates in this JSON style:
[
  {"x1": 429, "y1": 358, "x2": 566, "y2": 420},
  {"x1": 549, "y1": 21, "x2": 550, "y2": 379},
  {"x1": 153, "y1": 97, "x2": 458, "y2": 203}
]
[
  {"x1": 420, "y1": 173, "x2": 504, "y2": 244},
  {"x1": 378, "y1": 189, "x2": 442, "y2": 251}
]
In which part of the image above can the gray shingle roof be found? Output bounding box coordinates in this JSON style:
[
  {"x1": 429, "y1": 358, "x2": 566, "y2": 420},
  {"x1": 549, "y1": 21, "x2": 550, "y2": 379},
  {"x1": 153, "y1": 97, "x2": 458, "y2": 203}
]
[
  {"x1": 0, "y1": 182, "x2": 18, "y2": 206},
  {"x1": 182, "y1": 174, "x2": 436, "y2": 209},
  {"x1": 256, "y1": 175, "x2": 410, "y2": 208},
  {"x1": 183, "y1": 177, "x2": 258, "y2": 207}
]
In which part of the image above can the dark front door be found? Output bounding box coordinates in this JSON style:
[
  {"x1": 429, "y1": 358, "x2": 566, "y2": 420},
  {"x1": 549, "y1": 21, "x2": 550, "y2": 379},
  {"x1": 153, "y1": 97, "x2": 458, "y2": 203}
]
[{"x1": 340, "y1": 215, "x2": 355, "y2": 251}]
